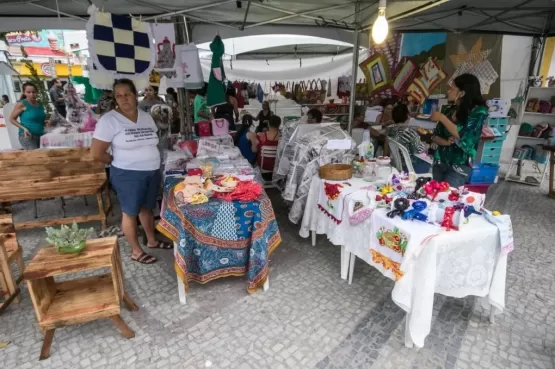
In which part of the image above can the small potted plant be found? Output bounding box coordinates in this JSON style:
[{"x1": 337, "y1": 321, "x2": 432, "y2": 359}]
[{"x1": 45, "y1": 222, "x2": 95, "y2": 254}]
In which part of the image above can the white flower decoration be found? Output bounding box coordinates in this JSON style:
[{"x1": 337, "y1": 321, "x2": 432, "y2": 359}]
[
  {"x1": 179, "y1": 239, "x2": 186, "y2": 247},
  {"x1": 220, "y1": 258, "x2": 229, "y2": 265},
  {"x1": 193, "y1": 249, "x2": 201, "y2": 256}
]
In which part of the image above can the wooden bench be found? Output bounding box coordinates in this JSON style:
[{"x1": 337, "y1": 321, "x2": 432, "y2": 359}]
[
  {"x1": 0, "y1": 214, "x2": 24, "y2": 313},
  {"x1": 0, "y1": 148, "x2": 111, "y2": 230}
]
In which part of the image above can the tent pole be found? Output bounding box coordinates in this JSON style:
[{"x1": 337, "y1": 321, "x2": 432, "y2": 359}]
[
  {"x1": 347, "y1": 1, "x2": 360, "y2": 135},
  {"x1": 173, "y1": 15, "x2": 193, "y2": 138}
]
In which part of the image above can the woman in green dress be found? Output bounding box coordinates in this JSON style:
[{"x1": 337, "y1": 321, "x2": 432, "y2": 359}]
[
  {"x1": 9, "y1": 82, "x2": 47, "y2": 150},
  {"x1": 193, "y1": 82, "x2": 211, "y2": 123},
  {"x1": 430, "y1": 73, "x2": 488, "y2": 187}
]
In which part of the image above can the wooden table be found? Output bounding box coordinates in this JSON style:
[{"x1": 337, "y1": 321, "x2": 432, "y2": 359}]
[
  {"x1": 23, "y1": 236, "x2": 138, "y2": 360},
  {"x1": 542, "y1": 145, "x2": 555, "y2": 198}
]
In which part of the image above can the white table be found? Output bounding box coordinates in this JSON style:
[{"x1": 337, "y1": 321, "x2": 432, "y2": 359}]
[{"x1": 300, "y1": 175, "x2": 507, "y2": 348}]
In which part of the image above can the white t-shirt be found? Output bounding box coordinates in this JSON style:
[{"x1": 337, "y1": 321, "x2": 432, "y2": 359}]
[{"x1": 93, "y1": 110, "x2": 160, "y2": 171}]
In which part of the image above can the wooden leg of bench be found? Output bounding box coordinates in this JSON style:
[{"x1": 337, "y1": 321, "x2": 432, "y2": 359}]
[
  {"x1": 96, "y1": 193, "x2": 107, "y2": 230},
  {"x1": 83, "y1": 196, "x2": 88, "y2": 206},
  {"x1": 33, "y1": 200, "x2": 38, "y2": 219},
  {"x1": 111, "y1": 315, "x2": 135, "y2": 339},
  {"x1": 60, "y1": 197, "x2": 66, "y2": 218},
  {"x1": 123, "y1": 292, "x2": 139, "y2": 311},
  {"x1": 39, "y1": 329, "x2": 55, "y2": 360}
]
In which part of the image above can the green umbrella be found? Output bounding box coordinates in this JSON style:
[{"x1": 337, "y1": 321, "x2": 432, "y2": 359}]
[{"x1": 207, "y1": 35, "x2": 226, "y2": 108}]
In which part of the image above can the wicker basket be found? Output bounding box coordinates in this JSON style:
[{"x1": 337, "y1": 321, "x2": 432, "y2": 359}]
[{"x1": 319, "y1": 164, "x2": 353, "y2": 180}]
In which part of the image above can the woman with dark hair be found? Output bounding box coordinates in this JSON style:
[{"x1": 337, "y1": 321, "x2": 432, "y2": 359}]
[
  {"x1": 235, "y1": 114, "x2": 258, "y2": 165},
  {"x1": 257, "y1": 115, "x2": 281, "y2": 172},
  {"x1": 430, "y1": 73, "x2": 487, "y2": 186},
  {"x1": 91, "y1": 79, "x2": 171, "y2": 265},
  {"x1": 194, "y1": 82, "x2": 211, "y2": 123},
  {"x1": 9, "y1": 82, "x2": 47, "y2": 150},
  {"x1": 387, "y1": 104, "x2": 429, "y2": 174},
  {"x1": 375, "y1": 100, "x2": 394, "y2": 126},
  {"x1": 139, "y1": 85, "x2": 164, "y2": 113},
  {"x1": 254, "y1": 101, "x2": 273, "y2": 132},
  {"x1": 214, "y1": 86, "x2": 239, "y2": 130},
  {"x1": 1, "y1": 95, "x2": 9, "y2": 105}
]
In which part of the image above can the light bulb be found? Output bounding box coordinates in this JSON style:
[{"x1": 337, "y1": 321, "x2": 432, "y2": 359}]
[{"x1": 372, "y1": 8, "x2": 389, "y2": 44}]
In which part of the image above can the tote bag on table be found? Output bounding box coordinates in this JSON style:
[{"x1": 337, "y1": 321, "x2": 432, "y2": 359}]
[{"x1": 211, "y1": 118, "x2": 229, "y2": 136}]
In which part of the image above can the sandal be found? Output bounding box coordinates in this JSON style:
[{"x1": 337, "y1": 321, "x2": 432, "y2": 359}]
[
  {"x1": 131, "y1": 252, "x2": 157, "y2": 264},
  {"x1": 147, "y1": 241, "x2": 173, "y2": 249}
]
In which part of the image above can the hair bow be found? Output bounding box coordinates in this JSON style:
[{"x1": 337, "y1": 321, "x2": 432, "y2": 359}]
[
  {"x1": 424, "y1": 180, "x2": 450, "y2": 201},
  {"x1": 402, "y1": 201, "x2": 428, "y2": 221},
  {"x1": 387, "y1": 198, "x2": 410, "y2": 218}
]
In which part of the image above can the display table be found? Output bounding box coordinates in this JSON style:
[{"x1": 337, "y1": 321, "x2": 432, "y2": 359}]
[
  {"x1": 542, "y1": 145, "x2": 555, "y2": 198},
  {"x1": 300, "y1": 175, "x2": 507, "y2": 348},
  {"x1": 23, "y1": 237, "x2": 138, "y2": 360},
  {"x1": 157, "y1": 176, "x2": 282, "y2": 304}
]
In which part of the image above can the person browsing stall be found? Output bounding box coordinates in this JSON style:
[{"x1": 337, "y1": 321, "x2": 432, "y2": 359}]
[
  {"x1": 254, "y1": 101, "x2": 273, "y2": 132},
  {"x1": 386, "y1": 104, "x2": 429, "y2": 173},
  {"x1": 194, "y1": 82, "x2": 211, "y2": 123},
  {"x1": 139, "y1": 85, "x2": 164, "y2": 113},
  {"x1": 49, "y1": 78, "x2": 66, "y2": 117},
  {"x1": 91, "y1": 79, "x2": 171, "y2": 265},
  {"x1": 307, "y1": 108, "x2": 323, "y2": 124},
  {"x1": 235, "y1": 114, "x2": 258, "y2": 165},
  {"x1": 96, "y1": 89, "x2": 114, "y2": 115},
  {"x1": 430, "y1": 73, "x2": 488, "y2": 187},
  {"x1": 257, "y1": 115, "x2": 281, "y2": 172},
  {"x1": 9, "y1": 82, "x2": 47, "y2": 150}
]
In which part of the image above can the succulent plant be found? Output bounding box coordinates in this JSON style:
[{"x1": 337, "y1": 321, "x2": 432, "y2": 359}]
[{"x1": 45, "y1": 222, "x2": 95, "y2": 254}]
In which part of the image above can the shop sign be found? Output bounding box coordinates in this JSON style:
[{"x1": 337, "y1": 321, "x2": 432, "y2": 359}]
[{"x1": 40, "y1": 63, "x2": 53, "y2": 76}]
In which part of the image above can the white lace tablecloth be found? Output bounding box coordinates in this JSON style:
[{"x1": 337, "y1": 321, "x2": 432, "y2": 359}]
[
  {"x1": 300, "y1": 175, "x2": 506, "y2": 348},
  {"x1": 40, "y1": 132, "x2": 94, "y2": 148}
]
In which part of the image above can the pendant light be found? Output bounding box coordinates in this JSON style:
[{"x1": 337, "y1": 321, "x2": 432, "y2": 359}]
[{"x1": 372, "y1": 0, "x2": 389, "y2": 44}]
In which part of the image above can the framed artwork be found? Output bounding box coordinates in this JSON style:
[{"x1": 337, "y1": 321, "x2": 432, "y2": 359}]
[
  {"x1": 13, "y1": 81, "x2": 21, "y2": 93},
  {"x1": 359, "y1": 53, "x2": 391, "y2": 95},
  {"x1": 391, "y1": 57, "x2": 418, "y2": 95}
]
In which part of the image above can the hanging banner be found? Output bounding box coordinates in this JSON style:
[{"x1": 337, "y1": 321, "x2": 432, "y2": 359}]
[{"x1": 151, "y1": 23, "x2": 177, "y2": 78}]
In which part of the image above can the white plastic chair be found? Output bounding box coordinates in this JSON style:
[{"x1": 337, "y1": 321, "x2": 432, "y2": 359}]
[
  {"x1": 387, "y1": 137, "x2": 414, "y2": 173},
  {"x1": 259, "y1": 145, "x2": 278, "y2": 189},
  {"x1": 351, "y1": 128, "x2": 365, "y2": 146}
]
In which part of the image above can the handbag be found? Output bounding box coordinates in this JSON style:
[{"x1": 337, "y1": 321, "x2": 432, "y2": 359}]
[
  {"x1": 211, "y1": 118, "x2": 229, "y2": 136},
  {"x1": 195, "y1": 121, "x2": 212, "y2": 137}
]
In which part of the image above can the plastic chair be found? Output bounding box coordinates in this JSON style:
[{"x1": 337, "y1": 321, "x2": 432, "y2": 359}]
[
  {"x1": 259, "y1": 146, "x2": 278, "y2": 189},
  {"x1": 351, "y1": 128, "x2": 365, "y2": 146},
  {"x1": 387, "y1": 137, "x2": 414, "y2": 173}
]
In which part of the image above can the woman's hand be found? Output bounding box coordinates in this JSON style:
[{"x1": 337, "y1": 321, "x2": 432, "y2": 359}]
[
  {"x1": 22, "y1": 127, "x2": 31, "y2": 137},
  {"x1": 44, "y1": 120, "x2": 50, "y2": 127}
]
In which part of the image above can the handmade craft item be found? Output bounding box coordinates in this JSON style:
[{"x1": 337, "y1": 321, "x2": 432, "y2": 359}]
[
  {"x1": 152, "y1": 23, "x2": 176, "y2": 78},
  {"x1": 407, "y1": 57, "x2": 446, "y2": 104},
  {"x1": 392, "y1": 57, "x2": 418, "y2": 95},
  {"x1": 401, "y1": 201, "x2": 428, "y2": 222},
  {"x1": 440, "y1": 206, "x2": 458, "y2": 231},
  {"x1": 86, "y1": 6, "x2": 155, "y2": 79},
  {"x1": 424, "y1": 180, "x2": 450, "y2": 201},
  {"x1": 207, "y1": 35, "x2": 226, "y2": 108},
  {"x1": 359, "y1": 53, "x2": 392, "y2": 94},
  {"x1": 387, "y1": 198, "x2": 410, "y2": 218}
]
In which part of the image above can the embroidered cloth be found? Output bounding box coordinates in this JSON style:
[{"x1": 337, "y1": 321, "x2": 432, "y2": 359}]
[
  {"x1": 158, "y1": 177, "x2": 281, "y2": 293},
  {"x1": 87, "y1": 5, "x2": 155, "y2": 79}
]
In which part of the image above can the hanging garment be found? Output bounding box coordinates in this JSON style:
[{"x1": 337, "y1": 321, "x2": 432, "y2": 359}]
[
  {"x1": 256, "y1": 83, "x2": 263, "y2": 103},
  {"x1": 151, "y1": 23, "x2": 177, "y2": 78},
  {"x1": 172, "y1": 43, "x2": 204, "y2": 90},
  {"x1": 207, "y1": 35, "x2": 226, "y2": 108}
]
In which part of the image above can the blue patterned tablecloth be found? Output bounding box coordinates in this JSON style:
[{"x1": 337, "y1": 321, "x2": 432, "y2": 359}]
[{"x1": 157, "y1": 177, "x2": 281, "y2": 292}]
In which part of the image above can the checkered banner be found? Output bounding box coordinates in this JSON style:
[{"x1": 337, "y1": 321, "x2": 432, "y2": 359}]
[{"x1": 86, "y1": 5, "x2": 155, "y2": 79}]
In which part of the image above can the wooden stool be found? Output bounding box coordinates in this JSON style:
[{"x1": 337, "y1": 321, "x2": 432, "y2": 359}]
[
  {"x1": 23, "y1": 236, "x2": 138, "y2": 360},
  {"x1": 0, "y1": 214, "x2": 24, "y2": 313}
]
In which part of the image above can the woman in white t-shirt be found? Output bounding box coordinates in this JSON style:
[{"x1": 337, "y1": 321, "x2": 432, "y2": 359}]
[{"x1": 91, "y1": 79, "x2": 172, "y2": 265}]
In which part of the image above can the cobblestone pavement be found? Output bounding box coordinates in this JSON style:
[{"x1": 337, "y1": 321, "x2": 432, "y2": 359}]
[{"x1": 1, "y1": 181, "x2": 554, "y2": 369}]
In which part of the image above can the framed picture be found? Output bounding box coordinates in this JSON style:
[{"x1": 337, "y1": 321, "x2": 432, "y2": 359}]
[
  {"x1": 391, "y1": 57, "x2": 418, "y2": 95},
  {"x1": 359, "y1": 53, "x2": 391, "y2": 95},
  {"x1": 13, "y1": 81, "x2": 21, "y2": 93}
]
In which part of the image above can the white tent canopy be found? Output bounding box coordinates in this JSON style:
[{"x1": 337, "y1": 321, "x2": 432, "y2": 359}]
[{"x1": 0, "y1": 0, "x2": 553, "y2": 37}]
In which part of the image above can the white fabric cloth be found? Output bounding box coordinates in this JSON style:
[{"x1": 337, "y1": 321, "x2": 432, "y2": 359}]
[
  {"x1": 93, "y1": 110, "x2": 160, "y2": 171},
  {"x1": 40, "y1": 132, "x2": 94, "y2": 148},
  {"x1": 167, "y1": 43, "x2": 204, "y2": 90},
  {"x1": 300, "y1": 175, "x2": 506, "y2": 348}
]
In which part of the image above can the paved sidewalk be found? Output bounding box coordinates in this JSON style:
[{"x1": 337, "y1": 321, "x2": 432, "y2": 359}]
[{"x1": 0, "y1": 181, "x2": 554, "y2": 369}]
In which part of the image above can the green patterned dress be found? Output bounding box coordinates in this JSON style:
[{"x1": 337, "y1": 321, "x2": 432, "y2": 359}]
[{"x1": 433, "y1": 105, "x2": 488, "y2": 168}]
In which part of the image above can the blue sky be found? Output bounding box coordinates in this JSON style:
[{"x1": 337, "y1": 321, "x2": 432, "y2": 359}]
[{"x1": 401, "y1": 33, "x2": 447, "y2": 57}]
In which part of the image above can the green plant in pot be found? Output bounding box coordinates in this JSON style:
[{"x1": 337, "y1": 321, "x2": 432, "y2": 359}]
[{"x1": 45, "y1": 222, "x2": 95, "y2": 254}]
